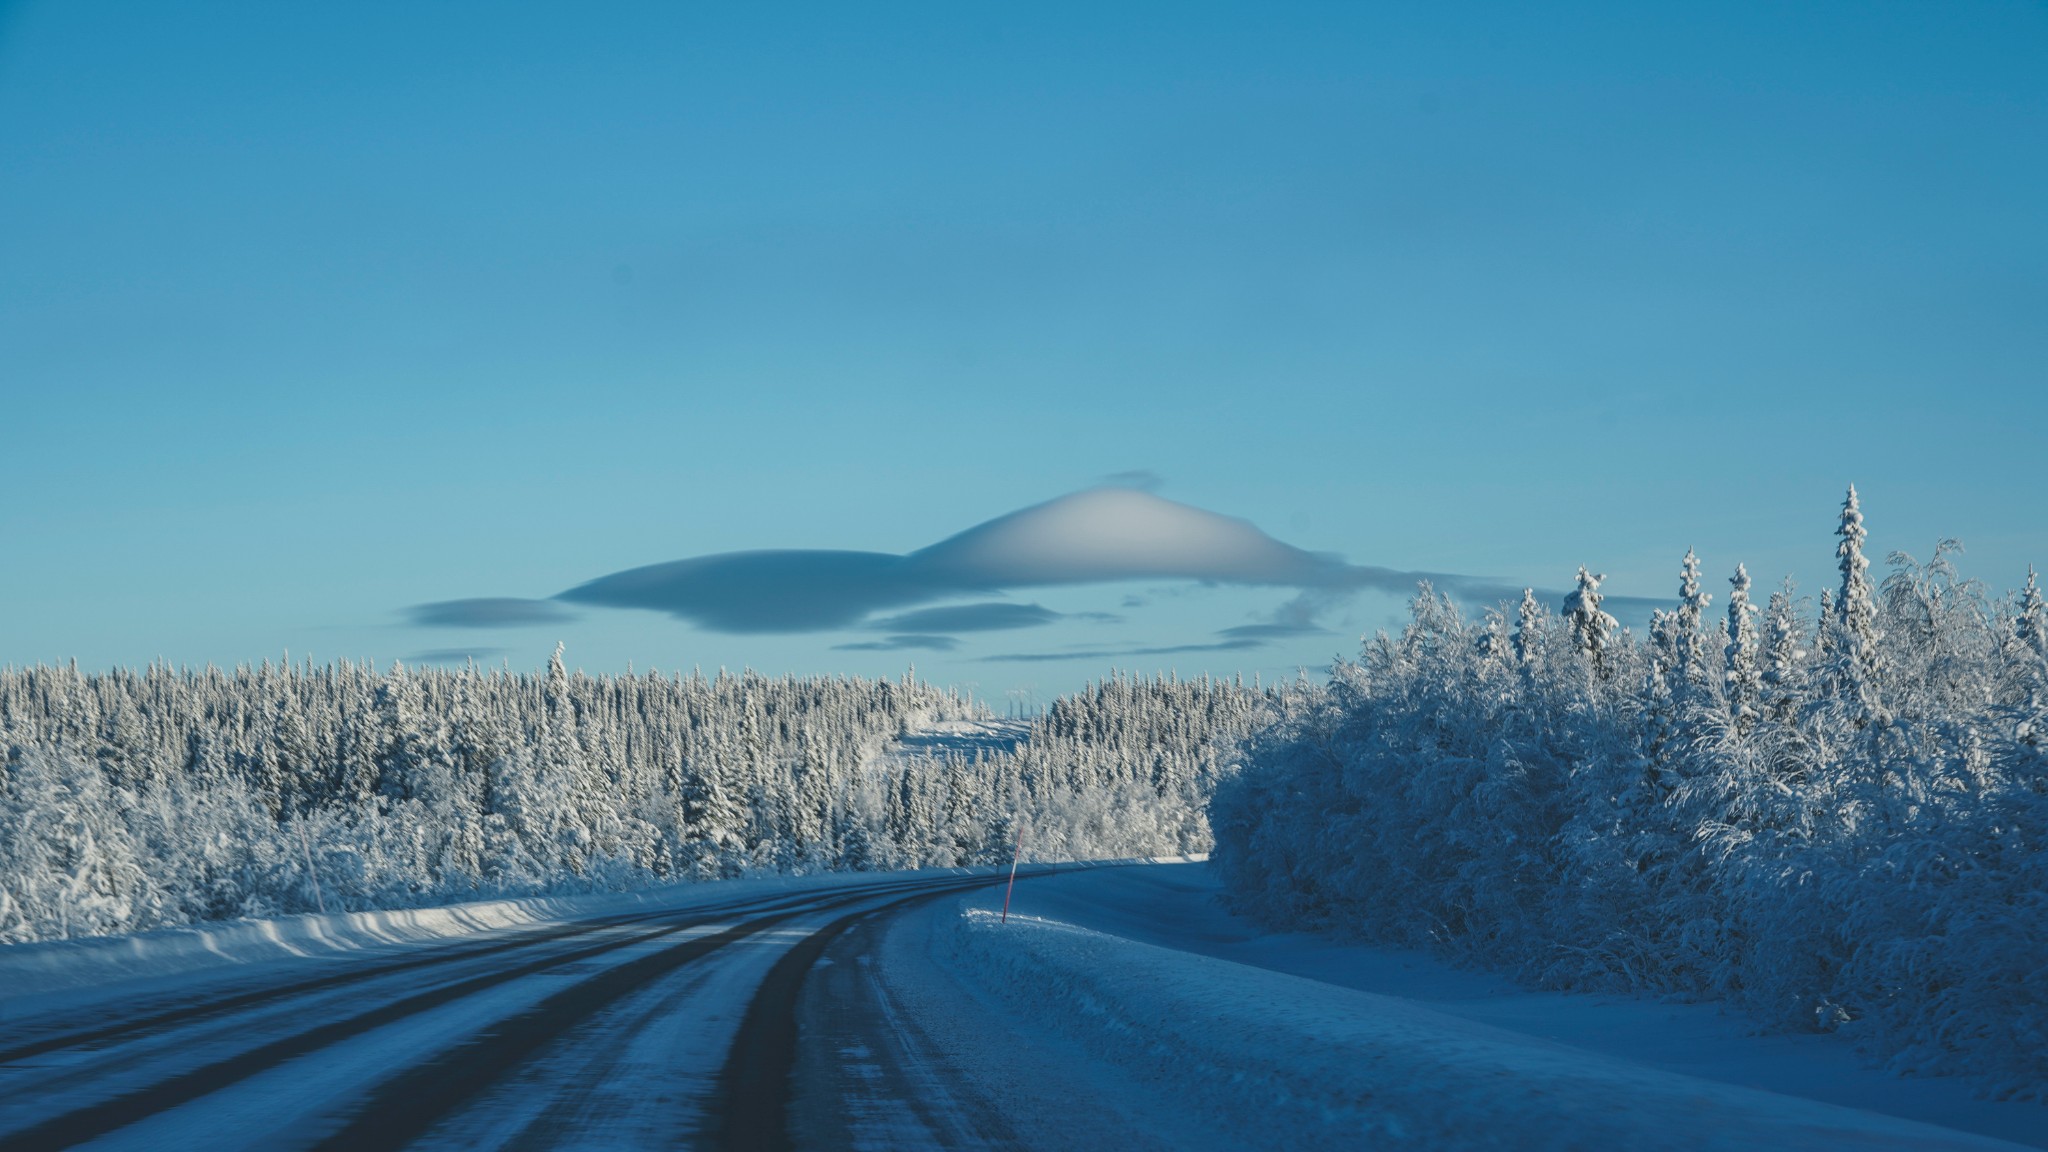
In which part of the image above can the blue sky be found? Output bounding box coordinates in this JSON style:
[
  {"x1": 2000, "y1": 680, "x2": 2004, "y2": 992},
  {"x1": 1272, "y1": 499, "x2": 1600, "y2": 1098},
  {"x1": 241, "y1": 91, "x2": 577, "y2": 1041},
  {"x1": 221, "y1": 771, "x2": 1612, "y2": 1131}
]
[{"x1": 3, "y1": 1, "x2": 2044, "y2": 702}]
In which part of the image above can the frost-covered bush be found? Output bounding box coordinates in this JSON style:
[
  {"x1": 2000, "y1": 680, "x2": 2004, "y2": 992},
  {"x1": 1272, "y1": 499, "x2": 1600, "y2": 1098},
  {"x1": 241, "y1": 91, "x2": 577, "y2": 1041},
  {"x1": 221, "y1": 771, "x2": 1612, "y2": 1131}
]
[{"x1": 1212, "y1": 490, "x2": 2048, "y2": 1098}]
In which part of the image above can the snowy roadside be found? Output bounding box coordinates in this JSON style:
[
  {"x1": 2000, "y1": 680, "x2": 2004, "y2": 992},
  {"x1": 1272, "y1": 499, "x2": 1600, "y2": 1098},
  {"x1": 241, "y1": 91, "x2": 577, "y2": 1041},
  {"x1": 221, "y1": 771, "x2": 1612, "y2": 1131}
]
[
  {"x1": 0, "y1": 865, "x2": 1011, "y2": 1008},
  {"x1": 941, "y1": 905, "x2": 2033, "y2": 1152}
]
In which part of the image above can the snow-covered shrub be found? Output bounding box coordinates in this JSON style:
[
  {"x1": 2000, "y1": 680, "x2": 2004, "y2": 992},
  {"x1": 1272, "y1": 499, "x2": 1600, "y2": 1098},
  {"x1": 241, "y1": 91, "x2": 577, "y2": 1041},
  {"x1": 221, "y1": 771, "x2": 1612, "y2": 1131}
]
[{"x1": 1213, "y1": 491, "x2": 2048, "y2": 1097}]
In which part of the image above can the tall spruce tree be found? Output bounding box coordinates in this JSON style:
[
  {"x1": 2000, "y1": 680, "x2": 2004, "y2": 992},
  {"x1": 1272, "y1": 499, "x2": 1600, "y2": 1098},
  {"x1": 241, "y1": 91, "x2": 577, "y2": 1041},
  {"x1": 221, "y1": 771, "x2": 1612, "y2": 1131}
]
[
  {"x1": 1675, "y1": 549, "x2": 1717, "y2": 701},
  {"x1": 1725, "y1": 564, "x2": 1762, "y2": 726},
  {"x1": 1564, "y1": 567, "x2": 1618, "y2": 677},
  {"x1": 1830, "y1": 485, "x2": 1886, "y2": 724},
  {"x1": 1514, "y1": 588, "x2": 1545, "y2": 677}
]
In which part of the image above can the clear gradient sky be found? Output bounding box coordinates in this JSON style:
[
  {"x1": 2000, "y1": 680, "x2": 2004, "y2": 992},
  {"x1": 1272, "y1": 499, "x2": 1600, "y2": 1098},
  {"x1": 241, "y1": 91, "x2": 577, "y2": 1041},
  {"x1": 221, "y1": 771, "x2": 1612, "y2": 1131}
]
[{"x1": 3, "y1": 1, "x2": 2044, "y2": 703}]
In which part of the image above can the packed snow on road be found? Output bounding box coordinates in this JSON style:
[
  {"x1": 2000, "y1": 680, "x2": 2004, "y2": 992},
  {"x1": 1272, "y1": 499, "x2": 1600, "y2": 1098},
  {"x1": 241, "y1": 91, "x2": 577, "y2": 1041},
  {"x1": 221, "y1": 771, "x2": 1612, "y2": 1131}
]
[{"x1": 2, "y1": 858, "x2": 2042, "y2": 1151}]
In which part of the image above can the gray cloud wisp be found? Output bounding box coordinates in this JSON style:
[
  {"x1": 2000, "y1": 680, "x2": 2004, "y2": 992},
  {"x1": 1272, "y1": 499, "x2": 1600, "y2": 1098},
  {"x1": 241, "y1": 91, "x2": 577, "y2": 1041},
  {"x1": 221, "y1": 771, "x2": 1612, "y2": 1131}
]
[
  {"x1": 405, "y1": 646, "x2": 509, "y2": 664},
  {"x1": 866, "y1": 602, "x2": 1062, "y2": 633},
  {"x1": 832, "y1": 634, "x2": 960, "y2": 653},
  {"x1": 408, "y1": 597, "x2": 576, "y2": 628}
]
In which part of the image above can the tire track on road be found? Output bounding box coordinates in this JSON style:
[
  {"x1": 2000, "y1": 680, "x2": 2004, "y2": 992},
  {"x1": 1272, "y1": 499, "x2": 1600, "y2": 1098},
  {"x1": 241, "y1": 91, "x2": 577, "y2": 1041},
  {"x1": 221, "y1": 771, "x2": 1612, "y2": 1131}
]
[
  {"x1": 0, "y1": 873, "x2": 988, "y2": 1070},
  {"x1": 0, "y1": 907, "x2": 725, "y2": 1152},
  {"x1": 0, "y1": 910, "x2": 672, "y2": 1066},
  {"x1": 709, "y1": 879, "x2": 1013, "y2": 1152},
  {"x1": 0, "y1": 879, "x2": 964, "y2": 1151},
  {"x1": 313, "y1": 874, "x2": 1006, "y2": 1151}
]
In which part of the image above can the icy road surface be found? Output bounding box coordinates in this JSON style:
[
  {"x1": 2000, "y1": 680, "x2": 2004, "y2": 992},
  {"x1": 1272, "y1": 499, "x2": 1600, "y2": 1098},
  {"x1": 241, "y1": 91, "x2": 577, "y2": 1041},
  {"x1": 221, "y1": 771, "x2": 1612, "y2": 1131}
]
[
  {"x1": 0, "y1": 867, "x2": 1047, "y2": 1151},
  {"x1": 3, "y1": 860, "x2": 2043, "y2": 1150}
]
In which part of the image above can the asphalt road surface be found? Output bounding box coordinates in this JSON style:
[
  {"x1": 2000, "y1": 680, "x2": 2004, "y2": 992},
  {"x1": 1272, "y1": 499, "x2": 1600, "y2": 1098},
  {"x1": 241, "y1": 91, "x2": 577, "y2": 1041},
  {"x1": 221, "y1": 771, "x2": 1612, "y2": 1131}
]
[{"x1": 0, "y1": 870, "x2": 1035, "y2": 1151}]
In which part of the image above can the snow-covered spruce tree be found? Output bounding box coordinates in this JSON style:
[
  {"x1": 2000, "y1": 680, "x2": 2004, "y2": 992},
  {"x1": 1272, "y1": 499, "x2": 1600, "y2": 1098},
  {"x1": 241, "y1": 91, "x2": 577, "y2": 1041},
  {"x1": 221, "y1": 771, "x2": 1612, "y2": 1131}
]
[
  {"x1": 1674, "y1": 550, "x2": 1718, "y2": 704},
  {"x1": 1512, "y1": 587, "x2": 1546, "y2": 681},
  {"x1": 1564, "y1": 566, "x2": 1618, "y2": 678},
  {"x1": 1761, "y1": 580, "x2": 1809, "y2": 722},
  {"x1": 675, "y1": 754, "x2": 744, "y2": 880},
  {"x1": 1477, "y1": 604, "x2": 1514, "y2": 673},
  {"x1": 1827, "y1": 485, "x2": 1886, "y2": 725},
  {"x1": 1648, "y1": 608, "x2": 1681, "y2": 684},
  {"x1": 1724, "y1": 564, "x2": 1762, "y2": 728}
]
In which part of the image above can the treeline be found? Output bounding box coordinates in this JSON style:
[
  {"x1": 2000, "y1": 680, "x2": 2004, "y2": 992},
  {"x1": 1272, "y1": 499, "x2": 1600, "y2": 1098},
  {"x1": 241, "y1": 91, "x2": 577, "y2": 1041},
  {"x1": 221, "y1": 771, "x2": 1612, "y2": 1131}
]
[
  {"x1": 0, "y1": 647, "x2": 1272, "y2": 944},
  {"x1": 1211, "y1": 488, "x2": 2048, "y2": 1097}
]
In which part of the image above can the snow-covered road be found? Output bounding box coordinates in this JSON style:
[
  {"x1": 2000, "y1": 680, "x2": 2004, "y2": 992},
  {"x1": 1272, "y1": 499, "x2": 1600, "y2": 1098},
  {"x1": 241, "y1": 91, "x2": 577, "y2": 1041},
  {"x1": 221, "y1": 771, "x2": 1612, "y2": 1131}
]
[
  {"x1": 4, "y1": 860, "x2": 2043, "y2": 1150},
  {"x1": 0, "y1": 868, "x2": 1033, "y2": 1151}
]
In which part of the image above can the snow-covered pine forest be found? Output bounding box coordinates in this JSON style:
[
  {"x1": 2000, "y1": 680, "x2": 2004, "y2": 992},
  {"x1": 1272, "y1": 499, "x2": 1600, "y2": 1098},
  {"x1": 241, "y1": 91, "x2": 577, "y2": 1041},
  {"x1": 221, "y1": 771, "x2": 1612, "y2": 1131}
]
[
  {"x1": 1211, "y1": 488, "x2": 2048, "y2": 1097},
  {"x1": 0, "y1": 646, "x2": 1272, "y2": 945},
  {"x1": 991, "y1": 672, "x2": 1276, "y2": 862}
]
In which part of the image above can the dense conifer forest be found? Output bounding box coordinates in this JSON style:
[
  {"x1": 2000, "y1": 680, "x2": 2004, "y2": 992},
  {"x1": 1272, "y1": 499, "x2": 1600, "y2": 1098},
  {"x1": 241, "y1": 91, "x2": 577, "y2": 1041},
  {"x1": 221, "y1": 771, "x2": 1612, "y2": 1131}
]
[
  {"x1": 0, "y1": 647, "x2": 1271, "y2": 945},
  {"x1": 1212, "y1": 489, "x2": 2048, "y2": 1096}
]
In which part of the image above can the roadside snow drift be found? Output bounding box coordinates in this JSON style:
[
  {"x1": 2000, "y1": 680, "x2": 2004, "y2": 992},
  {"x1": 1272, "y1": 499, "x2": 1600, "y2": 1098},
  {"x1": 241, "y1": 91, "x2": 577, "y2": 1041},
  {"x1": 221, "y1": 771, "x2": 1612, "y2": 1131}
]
[
  {"x1": 944, "y1": 908, "x2": 2028, "y2": 1152},
  {"x1": 0, "y1": 868, "x2": 1000, "y2": 1004}
]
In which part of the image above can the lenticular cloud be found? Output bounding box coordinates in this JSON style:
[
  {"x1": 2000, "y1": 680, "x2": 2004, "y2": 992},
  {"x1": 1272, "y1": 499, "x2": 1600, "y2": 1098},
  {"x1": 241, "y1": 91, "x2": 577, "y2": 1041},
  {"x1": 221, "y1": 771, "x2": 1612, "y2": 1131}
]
[
  {"x1": 418, "y1": 487, "x2": 1589, "y2": 635},
  {"x1": 912, "y1": 487, "x2": 1334, "y2": 586}
]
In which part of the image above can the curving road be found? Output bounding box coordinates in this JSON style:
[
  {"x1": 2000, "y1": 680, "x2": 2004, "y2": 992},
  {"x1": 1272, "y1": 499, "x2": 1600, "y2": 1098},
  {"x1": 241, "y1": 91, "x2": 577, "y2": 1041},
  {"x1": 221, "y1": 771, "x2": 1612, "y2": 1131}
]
[
  {"x1": 0, "y1": 870, "x2": 1038, "y2": 1151},
  {"x1": 13, "y1": 861, "x2": 2034, "y2": 1152}
]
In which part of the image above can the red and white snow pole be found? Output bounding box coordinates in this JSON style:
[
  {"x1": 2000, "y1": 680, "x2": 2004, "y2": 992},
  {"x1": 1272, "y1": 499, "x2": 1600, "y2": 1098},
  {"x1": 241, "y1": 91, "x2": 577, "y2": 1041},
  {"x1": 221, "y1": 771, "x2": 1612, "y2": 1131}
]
[{"x1": 999, "y1": 817, "x2": 1024, "y2": 924}]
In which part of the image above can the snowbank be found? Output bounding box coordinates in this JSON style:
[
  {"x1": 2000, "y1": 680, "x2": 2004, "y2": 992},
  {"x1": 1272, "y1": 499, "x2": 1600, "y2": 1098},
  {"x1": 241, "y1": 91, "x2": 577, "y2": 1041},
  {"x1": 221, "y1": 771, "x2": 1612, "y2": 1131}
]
[
  {"x1": 943, "y1": 908, "x2": 2030, "y2": 1152},
  {"x1": 0, "y1": 866, "x2": 1011, "y2": 1003}
]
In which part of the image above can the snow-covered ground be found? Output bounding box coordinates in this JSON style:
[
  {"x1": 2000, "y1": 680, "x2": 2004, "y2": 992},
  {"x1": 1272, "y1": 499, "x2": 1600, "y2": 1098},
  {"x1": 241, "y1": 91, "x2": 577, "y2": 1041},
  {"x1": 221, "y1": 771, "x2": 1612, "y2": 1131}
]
[
  {"x1": 852, "y1": 861, "x2": 2048, "y2": 1151},
  {"x1": 874, "y1": 717, "x2": 1033, "y2": 766},
  {"x1": 6, "y1": 858, "x2": 2041, "y2": 1150}
]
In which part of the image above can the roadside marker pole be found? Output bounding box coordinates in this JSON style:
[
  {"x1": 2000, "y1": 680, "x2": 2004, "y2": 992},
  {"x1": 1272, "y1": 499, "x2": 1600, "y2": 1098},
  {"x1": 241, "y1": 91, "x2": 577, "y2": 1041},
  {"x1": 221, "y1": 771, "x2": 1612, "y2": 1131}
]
[{"x1": 999, "y1": 818, "x2": 1024, "y2": 924}]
